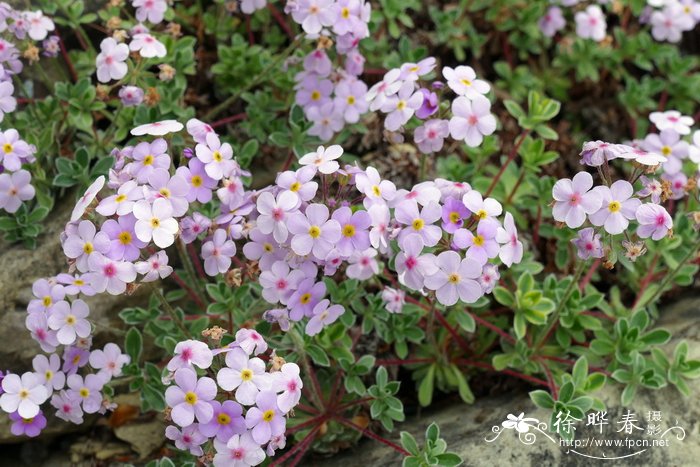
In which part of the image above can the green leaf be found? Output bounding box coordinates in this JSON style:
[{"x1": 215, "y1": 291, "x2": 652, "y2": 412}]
[
  {"x1": 400, "y1": 431, "x2": 420, "y2": 456},
  {"x1": 530, "y1": 389, "x2": 555, "y2": 409},
  {"x1": 455, "y1": 312, "x2": 475, "y2": 333},
  {"x1": 418, "y1": 364, "x2": 436, "y2": 407},
  {"x1": 125, "y1": 327, "x2": 143, "y2": 363},
  {"x1": 306, "y1": 344, "x2": 330, "y2": 366}
]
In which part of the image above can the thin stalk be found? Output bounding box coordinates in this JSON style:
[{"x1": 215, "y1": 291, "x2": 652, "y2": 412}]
[
  {"x1": 335, "y1": 417, "x2": 410, "y2": 456},
  {"x1": 484, "y1": 130, "x2": 529, "y2": 197},
  {"x1": 150, "y1": 285, "x2": 192, "y2": 338}
]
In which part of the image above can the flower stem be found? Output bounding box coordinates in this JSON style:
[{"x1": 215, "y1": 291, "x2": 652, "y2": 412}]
[
  {"x1": 150, "y1": 285, "x2": 192, "y2": 339},
  {"x1": 484, "y1": 130, "x2": 529, "y2": 198}
]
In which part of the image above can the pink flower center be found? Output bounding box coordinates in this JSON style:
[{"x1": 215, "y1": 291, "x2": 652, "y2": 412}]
[
  {"x1": 152, "y1": 261, "x2": 160, "y2": 269},
  {"x1": 405, "y1": 256, "x2": 417, "y2": 270},
  {"x1": 62, "y1": 404, "x2": 71, "y2": 413},
  {"x1": 103, "y1": 264, "x2": 116, "y2": 277},
  {"x1": 427, "y1": 129, "x2": 437, "y2": 139},
  {"x1": 585, "y1": 242, "x2": 594, "y2": 251},
  {"x1": 468, "y1": 115, "x2": 478, "y2": 125},
  {"x1": 232, "y1": 449, "x2": 244, "y2": 459},
  {"x1": 569, "y1": 193, "x2": 581, "y2": 205},
  {"x1": 276, "y1": 279, "x2": 288, "y2": 290},
  {"x1": 181, "y1": 348, "x2": 193, "y2": 361},
  {"x1": 589, "y1": 18, "x2": 598, "y2": 26},
  {"x1": 183, "y1": 435, "x2": 191, "y2": 443},
  {"x1": 287, "y1": 380, "x2": 297, "y2": 391},
  {"x1": 272, "y1": 208, "x2": 284, "y2": 221},
  {"x1": 360, "y1": 257, "x2": 370, "y2": 266},
  {"x1": 105, "y1": 56, "x2": 114, "y2": 65},
  {"x1": 656, "y1": 215, "x2": 666, "y2": 226},
  {"x1": 669, "y1": 116, "x2": 679, "y2": 122}
]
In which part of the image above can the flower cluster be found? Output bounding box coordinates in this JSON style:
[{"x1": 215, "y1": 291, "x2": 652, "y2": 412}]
[
  {"x1": 94, "y1": 0, "x2": 171, "y2": 106},
  {"x1": 539, "y1": 1, "x2": 700, "y2": 44},
  {"x1": 0, "y1": 128, "x2": 36, "y2": 213},
  {"x1": 164, "y1": 334, "x2": 301, "y2": 465},
  {"x1": 552, "y1": 110, "x2": 699, "y2": 262}
]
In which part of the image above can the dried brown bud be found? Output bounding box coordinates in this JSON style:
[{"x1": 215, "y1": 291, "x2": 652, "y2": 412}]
[
  {"x1": 660, "y1": 179, "x2": 674, "y2": 202},
  {"x1": 602, "y1": 259, "x2": 615, "y2": 270},
  {"x1": 23, "y1": 45, "x2": 40, "y2": 64},
  {"x1": 225, "y1": 268, "x2": 242, "y2": 287},
  {"x1": 112, "y1": 30, "x2": 129, "y2": 42},
  {"x1": 96, "y1": 85, "x2": 110, "y2": 101},
  {"x1": 269, "y1": 351, "x2": 286, "y2": 372},
  {"x1": 158, "y1": 64, "x2": 176, "y2": 81},
  {"x1": 689, "y1": 211, "x2": 700, "y2": 230},
  {"x1": 144, "y1": 87, "x2": 160, "y2": 106},
  {"x1": 317, "y1": 35, "x2": 334, "y2": 50},
  {"x1": 125, "y1": 282, "x2": 141, "y2": 296},
  {"x1": 202, "y1": 325, "x2": 227, "y2": 341},
  {"x1": 685, "y1": 177, "x2": 697, "y2": 192},
  {"x1": 106, "y1": 16, "x2": 122, "y2": 31},
  {"x1": 165, "y1": 22, "x2": 182, "y2": 38},
  {"x1": 224, "y1": 1, "x2": 238, "y2": 13},
  {"x1": 163, "y1": 407, "x2": 172, "y2": 422},
  {"x1": 622, "y1": 240, "x2": 647, "y2": 262}
]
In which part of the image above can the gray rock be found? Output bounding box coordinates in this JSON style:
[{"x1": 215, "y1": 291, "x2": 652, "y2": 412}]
[{"x1": 313, "y1": 296, "x2": 700, "y2": 467}]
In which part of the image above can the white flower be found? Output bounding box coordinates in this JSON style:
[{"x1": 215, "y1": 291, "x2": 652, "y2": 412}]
[
  {"x1": 25, "y1": 11, "x2": 55, "y2": 41},
  {"x1": 95, "y1": 38, "x2": 129, "y2": 83},
  {"x1": 47, "y1": 299, "x2": 91, "y2": 346},
  {"x1": 381, "y1": 81, "x2": 423, "y2": 131},
  {"x1": 133, "y1": 198, "x2": 180, "y2": 248},
  {"x1": 0, "y1": 372, "x2": 49, "y2": 419},
  {"x1": 129, "y1": 33, "x2": 167, "y2": 58},
  {"x1": 649, "y1": 110, "x2": 694, "y2": 135},
  {"x1": 298, "y1": 145, "x2": 343, "y2": 174},
  {"x1": 442, "y1": 65, "x2": 490, "y2": 98},
  {"x1": 70, "y1": 176, "x2": 105, "y2": 222},
  {"x1": 131, "y1": 120, "x2": 184, "y2": 136}
]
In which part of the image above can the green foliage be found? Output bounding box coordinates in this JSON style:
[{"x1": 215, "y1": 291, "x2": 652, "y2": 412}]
[{"x1": 401, "y1": 423, "x2": 462, "y2": 467}]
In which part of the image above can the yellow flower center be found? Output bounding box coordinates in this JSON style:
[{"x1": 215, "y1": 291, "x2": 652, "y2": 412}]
[
  {"x1": 371, "y1": 185, "x2": 381, "y2": 197},
  {"x1": 115, "y1": 194, "x2": 127, "y2": 203},
  {"x1": 409, "y1": 66, "x2": 419, "y2": 72},
  {"x1": 22, "y1": 417, "x2": 34, "y2": 424},
  {"x1": 308, "y1": 225, "x2": 321, "y2": 239},
  {"x1": 83, "y1": 242, "x2": 94, "y2": 254},
  {"x1": 448, "y1": 273, "x2": 461, "y2": 284},
  {"x1": 472, "y1": 235, "x2": 485, "y2": 246},
  {"x1": 42, "y1": 296, "x2": 52, "y2": 307},
  {"x1": 341, "y1": 7, "x2": 350, "y2": 18},
  {"x1": 290, "y1": 182, "x2": 301, "y2": 192},
  {"x1": 342, "y1": 224, "x2": 356, "y2": 237},
  {"x1": 143, "y1": 155, "x2": 154, "y2": 166},
  {"x1": 661, "y1": 146, "x2": 671, "y2": 156},
  {"x1": 476, "y1": 209, "x2": 488, "y2": 220},
  {"x1": 184, "y1": 391, "x2": 198, "y2": 405},
  {"x1": 66, "y1": 314, "x2": 76, "y2": 325},
  {"x1": 449, "y1": 211, "x2": 461, "y2": 224},
  {"x1": 79, "y1": 388, "x2": 90, "y2": 398},
  {"x1": 263, "y1": 409, "x2": 275, "y2": 422},
  {"x1": 397, "y1": 100, "x2": 407, "y2": 110},
  {"x1": 74, "y1": 279, "x2": 85, "y2": 286},
  {"x1": 412, "y1": 218, "x2": 424, "y2": 231},
  {"x1": 19, "y1": 389, "x2": 29, "y2": 399},
  {"x1": 118, "y1": 231, "x2": 132, "y2": 245},
  {"x1": 300, "y1": 293, "x2": 312, "y2": 304},
  {"x1": 150, "y1": 217, "x2": 160, "y2": 228},
  {"x1": 191, "y1": 175, "x2": 203, "y2": 187},
  {"x1": 460, "y1": 79, "x2": 472, "y2": 87},
  {"x1": 159, "y1": 188, "x2": 171, "y2": 198},
  {"x1": 347, "y1": 95, "x2": 356, "y2": 105},
  {"x1": 213, "y1": 151, "x2": 223, "y2": 162},
  {"x1": 45, "y1": 370, "x2": 53, "y2": 381},
  {"x1": 608, "y1": 201, "x2": 621, "y2": 213},
  {"x1": 240, "y1": 369, "x2": 253, "y2": 381},
  {"x1": 263, "y1": 243, "x2": 273, "y2": 253},
  {"x1": 3, "y1": 143, "x2": 12, "y2": 153},
  {"x1": 218, "y1": 413, "x2": 231, "y2": 425},
  {"x1": 311, "y1": 90, "x2": 321, "y2": 101}
]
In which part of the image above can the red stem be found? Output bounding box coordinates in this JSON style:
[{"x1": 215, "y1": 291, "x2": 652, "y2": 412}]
[
  {"x1": 632, "y1": 252, "x2": 660, "y2": 309},
  {"x1": 457, "y1": 358, "x2": 549, "y2": 387},
  {"x1": 187, "y1": 243, "x2": 207, "y2": 279},
  {"x1": 472, "y1": 314, "x2": 516, "y2": 344},
  {"x1": 580, "y1": 259, "x2": 600, "y2": 290},
  {"x1": 169, "y1": 271, "x2": 206, "y2": 309},
  {"x1": 484, "y1": 130, "x2": 530, "y2": 197},
  {"x1": 375, "y1": 358, "x2": 434, "y2": 366},
  {"x1": 539, "y1": 355, "x2": 612, "y2": 377},
  {"x1": 55, "y1": 29, "x2": 78, "y2": 81},
  {"x1": 335, "y1": 417, "x2": 410, "y2": 456},
  {"x1": 267, "y1": 3, "x2": 295, "y2": 40},
  {"x1": 271, "y1": 421, "x2": 324, "y2": 466},
  {"x1": 210, "y1": 112, "x2": 247, "y2": 129},
  {"x1": 541, "y1": 361, "x2": 558, "y2": 400}
]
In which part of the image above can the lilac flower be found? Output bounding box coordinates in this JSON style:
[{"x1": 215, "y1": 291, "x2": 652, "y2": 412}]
[
  {"x1": 102, "y1": 215, "x2": 146, "y2": 262},
  {"x1": 575, "y1": 5, "x2": 606, "y2": 41},
  {"x1": 381, "y1": 81, "x2": 423, "y2": 131},
  {"x1": 263, "y1": 308, "x2": 291, "y2": 331},
  {"x1": 66, "y1": 374, "x2": 104, "y2": 414},
  {"x1": 355, "y1": 166, "x2": 397, "y2": 206},
  {"x1": 425, "y1": 251, "x2": 483, "y2": 306},
  {"x1": 415, "y1": 89, "x2": 439, "y2": 119},
  {"x1": 334, "y1": 79, "x2": 368, "y2": 123},
  {"x1": 135, "y1": 250, "x2": 173, "y2": 282},
  {"x1": 368, "y1": 204, "x2": 391, "y2": 253},
  {"x1": 63, "y1": 220, "x2": 110, "y2": 272},
  {"x1": 235, "y1": 329, "x2": 268, "y2": 356},
  {"x1": 478, "y1": 264, "x2": 500, "y2": 294},
  {"x1": 638, "y1": 176, "x2": 663, "y2": 204},
  {"x1": 27, "y1": 278, "x2": 65, "y2": 315},
  {"x1": 650, "y1": 110, "x2": 693, "y2": 135},
  {"x1": 62, "y1": 346, "x2": 90, "y2": 375},
  {"x1": 256, "y1": 190, "x2": 299, "y2": 243},
  {"x1": 276, "y1": 166, "x2": 318, "y2": 201},
  {"x1": 449, "y1": 95, "x2": 496, "y2": 147},
  {"x1": 367, "y1": 68, "x2": 402, "y2": 112},
  {"x1": 539, "y1": 6, "x2": 566, "y2": 37},
  {"x1": 0, "y1": 169, "x2": 34, "y2": 213},
  {"x1": 217, "y1": 347, "x2": 270, "y2": 406},
  {"x1": 415, "y1": 119, "x2": 449, "y2": 154},
  {"x1": 199, "y1": 400, "x2": 245, "y2": 441},
  {"x1": 25, "y1": 313, "x2": 59, "y2": 353},
  {"x1": 396, "y1": 200, "x2": 443, "y2": 247},
  {"x1": 651, "y1": 4, "x2": 693, "y2": 43},
  {"x1": 96, "y1": 180, "x2": 143, "y2": 216},
  {"x1": 0, "y1": 81, "x2": 16, "y2": 122},
  {"x1": 332, "y1": 206, "x2": 371, "y2": 256},
  {"x1": 0, "y1": 129, "x2": 33, "y2": 171},
  {"x1": 306, "y1": 299, "x2": 344, "y2": 336},
  {"x1": 296, "y1": 75, "x2": 332, "y2": 110},
  {"x1": 589, "y1": 181, "x2": 641, "y2": 234},
  {"x1": 129, "y1": 138, "x2": 170, "y2": 182},
  {"x1": 165, "y1": 368, "x2": 216, "y2": 427},
  {"x1": 186, "y1": 118, "x2": 215, "y2": 144},
  {"x1": 95, "y1": 38, "x2": 129, "y2": 83},
  {"x1": 245, "y1": 390, "x2": 285, "y2": 444},
  {"x1": 381, "y1": 287, "x2": 405, "y2": 313},
  {"x1": 26, "y1": 11, "x2": 54, "y2": 41},
  {"x1": 287, "y1": 278, "x2": 326, "y2": 320},
  {"x1": 202, "y1": 229, "x2": 237, "y2": 276},
  {"x1": 636, "y1": 203, "x2": 673, "y2": 240},
  {"x1": 146, "y1": 168, "x2": 190, "y2": 216},
  {"x1": 272, "y1": 363, "x2": 302, "y2": 413},
  {"x1": 134, "y1": 0, "x2": 168, "y2": 24},
  {"x1": 213, "y1": 433, "x2": 266, "y2": 467},
  {"x1": 347, "y1": 248, "x2": 379, "y2": 280},
  {"x1": 454, "y1": 220, "x2": 500, "y2": 265},
  {"x1": 48, "y1": 299, "x2": 91, "y2": 346},
  {"x1": 346, "y1": 49, "x2": 366, "y2": 76},
  {"x1": 552, "y1": 171, "x2": 602, "y2": 228},
  {"x1": 85, "y1": 255, "x2": 137, "y2": 295},
  {"x1": 168, "y1": 340, "x2": 213, "y2": 372},
  {"x1": 196, "y1": 133, "x2": 235, "y2": 181},
  {"x1": 118, "y1": 85, "x2": 144, "y2": 106},
  {"x1": 89, "y1": 343, "x2": 130, "y2": 380},
  {"x1": 51, "y1": 391, "x2": 83, "y2": 424},
  {"x1": 288, "y1": 203, "x2": 344, "y2": 259},
  {"x1": 243, "y1": 228, "x2": 284, "y2": 270},
  {"x1": 441, "y1": 197, "x2": 469, "y2": 233},
  {"x1": 442, "y1": 66, "x2": 490, "y2": 98},
  {"x1": 303, "y1": 49, "x2": 332, "y2": 76},
  {"x1": 181, "y1": 213, "x2": 212, "y2": 244},
  {"x1": 572, "y1": 227, "x2": 604, "y2": 260},
  {"x1": 259, "y1": 261, "x2": 305, "y2": 305},
  {"x1": 399, "y1": 57, "x2": 437, "y2": 81},
  {"x1": 496, "y1": 212, "x2": 523, "y2": 267},
  {"x1": 9, "y1": 410, "x2": 46, "y2": 437},
  {"x1": 617, "y1": 146, "x2": 667, "y2": 167},
  {"x1": 131, "y1": 120, "x2": 184, "y2": 136},
  {"x1": 291, "y1": 0, "x2": 336, "y2": 34},
  {"x1": 642, "y1": 129, "x2": 688, "y2": 175},
  {"x1": 165, "y1": 424, "x2": 207, "y2": 456},
  {"x1": 392, "y1": 182, "x2": 442, "y2": 207},
  {"x1": 0, "y1": 372, "x2": 48, "y2": 419},
  {"x1": 306, "y1": 102, "x2": 344, "y2": 141},
  {"x1": 579, "y1": 141, "x2": 625, "y2": 166},
  {"x1": 299, "y1": 145, "x2": 344, "y2": 174},
  {"x1": 333, "y1": 0, "x2": 369, "y2": 36},
  {"x1": 395, "y1": 234, "x2": 438, "y2": 290},
  {"x1": 32, "y1": 354, "x2": 65, "y2": 391},
  {"x1": 130, "y1": 33, "x2": 167, "y2": 58},
  {"x1": 134, "y1": 198, "x2": 179, "y2": 248}
]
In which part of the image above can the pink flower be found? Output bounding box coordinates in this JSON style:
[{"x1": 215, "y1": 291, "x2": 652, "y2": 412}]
[
  {"x1": 131, "y1": 120, "x2": 183, "y2": 136},
  {"x1": 346, "y1": 248, "x2": 379, "y2": 280},
  {"x1": 85, "y1": 255, "x2": 137, "y2": 295},
  {"x1": 272, "y1": 363, "x2": 302, "y2": 413},
  {"x1": 425, "y1": 251, "x2": 482, "y2": 306},
  {"x1": 575, "y1": 5, "x2": 606, "y2": 41},
  {"x1": 571, "y1": 227, "x2": 603, "y2": 260},
  {"x1": 539, "y1": 6, "x2": 566, "y2": 37},
  {"x1": 453, "y1": 220, "x2": 500, "y2": 266},
  {"x1": 165, "y1": 368, "x2": 216, "y2": 427},
  {"x1": 96, "y1": 180, "x2": 143, "y2": 216},
  {"x1": 442, "y1": 65, "x2": 490, "y2": 98},
  {"x1": 449, "y1": 95, "x2": 496, "y2": 147},
  {"x1": 291, "y1": 0, "x2": 336, "y2": 34},
  {"x1": 415, "y1": 119, "x2": 449, "y2": 154},
  {"x1": 32, "y1": 353, "x2": 65, "y2": 391},
  {"x1": 496, "y1": 212, "x2": 523, "y2": 267},
  {"x1": 66, "y1": 373, "x2": 104, "y2": 414},
  {"x1": 287, "y1": 203, "x2": 341, "y2": 259},
  {"x1": 259, "y1": 261, "x2": 305, "y2": 305},
  {"x1": 334, "y1": 78, "x2": 369, "y2": 124},
  {"x1": 63, "y1": 220, "x2": 110, "y2": 273},
  {"x1": 25, "y1": 11, "x2": 54, "y2": 41},
  {"x1": 0, "y1": 81, "x2": 16, "y2": 122},
  {"x1": 552, "y1": 171, "x2": 602, "y2": 228},
  {"x1": 95, "y1": 37, "x2": 129, "y2": 83},
  {"x1": 355, "y1": 166, "x2": 397, "y2": 207},
  {"x1": 165, "y1": 424, "x2": 207, "y2": 457},
  {"x1": 306, "y1": 103, "x2": 344, "y2": 141},
  {"x1": 128, "y1": 138, "x2": 171, "y2": 182},
  {"x1": 135, "y1": 250, "x2": 173, "y2": 282},
  {"x1": 196, "y1": 133, "x2": 236, "y2": 180},
  {"x1": 89, "y1": 343, "x2": 130, "y2": 380},
  {"x1": 202, "y1": 229, "x2": 237, "y2": 276},
  {"x1": 299, "y1": 145, "x2": 344, "y2": 174},
  {"x1": 0, "y1": 169, "x2": 35, "y2": 213},
  {"x1": 168, "y1": 340, "x2": 213, "y2": 372},
  {"x1": 276, "y1": 166, "x2": 318, "y2": 201},
  {"x1": 305, "y1": 299, "x2": 344, "y2": 336},
  {"x1": 395, "y1": 234, "x2": 438, "y2": 290},
  {"x1": 367, "y1": 68, "x2": 402, "y2": 112},
  {"x1": 129, "y1": 33, "x2": 167, "y2": 58},
  {"x1": 589, "y1": 180, "x2": 641, "y2": 234},
  {"x1": 133, "y1": 0, "x2": 168, "y2": 24},
  {"x1": 381, "y1": 287, "x2": 405, "y2": 313},
  {"x1": 395, "y1": 200, "x2": 442, "y2": 247},
  {"x1": 213, "y1": 433, "x2": 266, "y2": 467},
  {"x1": 636, "y1": 203, "x2": 673, "y2": 240},
  {"x1": 650, "y1": 4, "x2": 693, "y2": 43},
  {"x1": 47, "y1": 299, "x2": 91, "y2": 346},
  {"x1": 650, "y1": 110, "x2": 693, "y2": 135},
  {"x1": 235, "y1": 328, "x2": 268, "y2": 356},
  {"x1": 256, "y1": 190, "x2": 299, "y2": 243},
  {"x1": 51, "y1": 390, "x2": 83, "y2": 424},
  {"x1": 381, "y1": 81, "x2": 423, "y2": 131}
]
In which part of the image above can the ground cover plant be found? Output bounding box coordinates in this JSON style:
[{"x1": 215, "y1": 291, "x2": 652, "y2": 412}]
[{"x1": 1, "y1": 0, "x2": 700, "y2": 465}]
